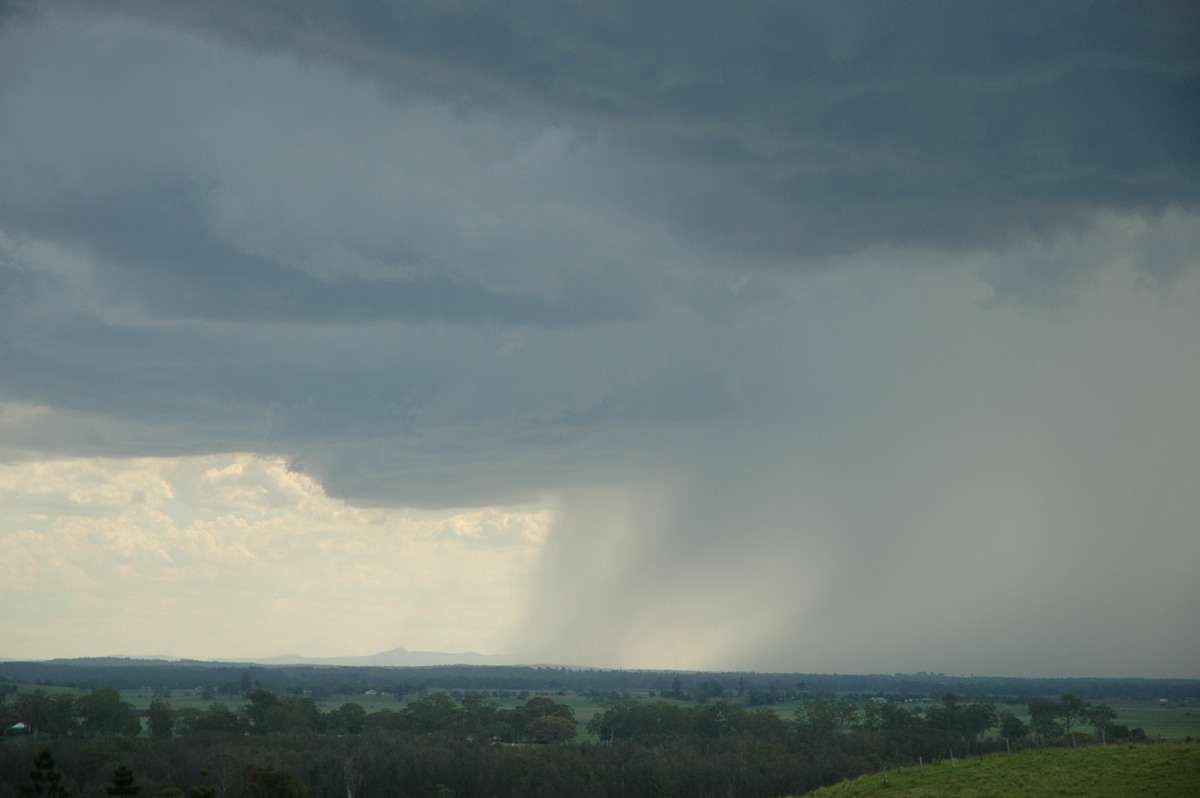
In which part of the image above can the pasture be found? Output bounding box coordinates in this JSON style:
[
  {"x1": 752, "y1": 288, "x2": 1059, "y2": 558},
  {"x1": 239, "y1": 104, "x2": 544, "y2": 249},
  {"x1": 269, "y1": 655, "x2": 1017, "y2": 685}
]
[{"x1": 794, "y1": 743, "x2": 1200, "y2": 798}]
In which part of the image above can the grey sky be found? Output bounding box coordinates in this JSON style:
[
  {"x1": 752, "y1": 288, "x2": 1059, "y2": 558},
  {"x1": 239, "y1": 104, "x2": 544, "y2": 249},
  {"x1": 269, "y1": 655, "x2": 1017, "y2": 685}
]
[{"x1": 1, "y1": 1, "x2": 1197, "y2": 676}]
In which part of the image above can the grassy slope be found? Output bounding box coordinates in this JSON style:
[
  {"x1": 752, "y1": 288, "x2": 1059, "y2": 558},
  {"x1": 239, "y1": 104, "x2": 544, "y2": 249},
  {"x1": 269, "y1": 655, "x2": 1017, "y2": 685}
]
[{"x1": 796, "y1": 745, "x2": 1200, "y2": 798}]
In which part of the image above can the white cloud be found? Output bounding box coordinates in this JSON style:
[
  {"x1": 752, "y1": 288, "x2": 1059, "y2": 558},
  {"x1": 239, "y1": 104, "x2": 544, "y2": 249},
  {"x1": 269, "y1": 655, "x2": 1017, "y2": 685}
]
[{"x1": 0, "y1": 454, "x2": 556, "y2": 659}]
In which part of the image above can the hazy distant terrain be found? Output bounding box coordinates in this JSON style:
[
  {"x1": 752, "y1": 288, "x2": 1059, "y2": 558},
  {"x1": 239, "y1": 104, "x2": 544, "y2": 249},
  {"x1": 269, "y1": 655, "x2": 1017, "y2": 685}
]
[
  {"x1": 4, "y1": 654, "x2": 1198, "y2": 701},
  {"x1": 241, "y1": 646, "x2": 512, "y2": 667}
]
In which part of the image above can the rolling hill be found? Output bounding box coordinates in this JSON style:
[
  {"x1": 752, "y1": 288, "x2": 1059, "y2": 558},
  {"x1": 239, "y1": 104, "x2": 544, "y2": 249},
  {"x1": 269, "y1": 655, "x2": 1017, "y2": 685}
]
[{"x1": 797, "y1": 744, "x2": 1199, "y2": 797}]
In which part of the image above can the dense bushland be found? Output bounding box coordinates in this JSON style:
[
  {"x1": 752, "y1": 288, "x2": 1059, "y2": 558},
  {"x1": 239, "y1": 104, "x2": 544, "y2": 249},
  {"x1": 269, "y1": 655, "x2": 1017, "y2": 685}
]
[{"x1": 0, "y1": 688, "x2": 1171, "y2": 797}]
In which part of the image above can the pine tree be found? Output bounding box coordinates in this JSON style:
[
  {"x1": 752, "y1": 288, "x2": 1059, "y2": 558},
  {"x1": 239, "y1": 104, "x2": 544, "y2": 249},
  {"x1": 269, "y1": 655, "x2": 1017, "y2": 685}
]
[
  {"x1": 106, "y1": 765, "x2": 140, "y2": 797},
  {"x1": 20, "y1": 747, "x2": 70, "y2": 798}
]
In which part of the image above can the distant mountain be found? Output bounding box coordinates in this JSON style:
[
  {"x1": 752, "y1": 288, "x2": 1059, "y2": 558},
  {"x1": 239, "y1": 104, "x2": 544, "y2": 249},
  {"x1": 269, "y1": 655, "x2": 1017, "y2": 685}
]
[
  {"x1": 244, "y1": 647, "x2": 513, "y2": 667},
  {"x1": 2, "y1": 647, "x2": 514, "y2": 668}
]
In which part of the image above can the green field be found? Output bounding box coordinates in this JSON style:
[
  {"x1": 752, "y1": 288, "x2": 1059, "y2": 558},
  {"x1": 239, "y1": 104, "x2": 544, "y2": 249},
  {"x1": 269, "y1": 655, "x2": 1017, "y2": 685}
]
[
  {"x1": 1100, "y1": 700, "x2": 1199, "y2": 742},
  {"x1": 795, "y1": 744, "x2": 1200, "y2": 798}
]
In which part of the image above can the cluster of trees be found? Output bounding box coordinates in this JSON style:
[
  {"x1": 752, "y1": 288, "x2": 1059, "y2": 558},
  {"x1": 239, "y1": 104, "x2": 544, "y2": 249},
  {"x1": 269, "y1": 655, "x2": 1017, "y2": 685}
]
[
  {"x1": 1024, "y1": 695, "x2": 1135, "y2": 746},
  {"x1": 3, "y1": 688, "x2": 141, "y2": 740},
  {"x1": 745, "y1": 684, "x2": 805, "y2": 706},
  {"x1": 585, "y1": 692, "x2": 1135, "y2": 763},
  {"x1": 174, "y1": 690, "x2": 579, "y2": 744},
  {"x1": 657, "y1": 676, "x2": 807, "y2": 706}
]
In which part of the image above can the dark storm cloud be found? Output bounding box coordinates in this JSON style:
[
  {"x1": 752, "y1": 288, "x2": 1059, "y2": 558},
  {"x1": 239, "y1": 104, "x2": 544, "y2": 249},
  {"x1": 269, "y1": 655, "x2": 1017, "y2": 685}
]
[
  {"x1": 2, "y1": 0, "x2": 1196, "y2": 495},
  {"x1": 57, "y1": 0, "x2": 1200, "y2": 264},
  {"x1": 2, "y1": 178, "x2": 623, "y2": 326}
]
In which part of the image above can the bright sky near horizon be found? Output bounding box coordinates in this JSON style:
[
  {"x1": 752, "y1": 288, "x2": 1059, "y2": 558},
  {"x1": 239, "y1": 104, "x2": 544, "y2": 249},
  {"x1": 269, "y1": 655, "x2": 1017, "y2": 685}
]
[{"x1": 1, "y1": 1, "x2": 1198, "y2": 678}]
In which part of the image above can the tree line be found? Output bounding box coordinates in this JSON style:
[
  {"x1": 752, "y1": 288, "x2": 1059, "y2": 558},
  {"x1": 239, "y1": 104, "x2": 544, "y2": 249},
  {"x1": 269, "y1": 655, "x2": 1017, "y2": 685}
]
[{"x1": 6, "y1": 661, "x2": 1197, "y2": 702}]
